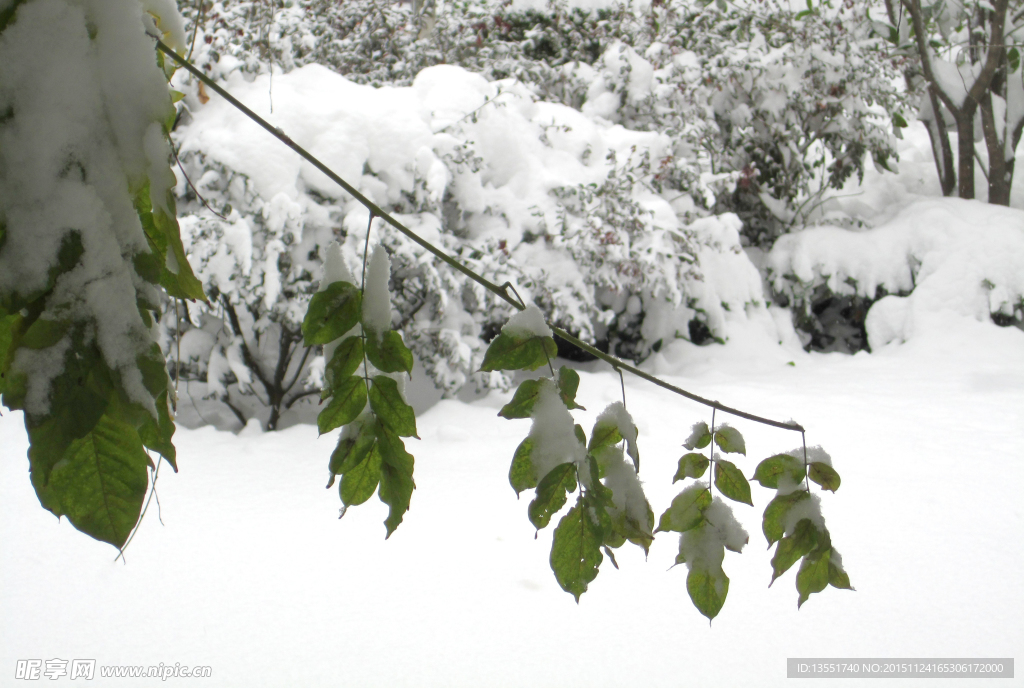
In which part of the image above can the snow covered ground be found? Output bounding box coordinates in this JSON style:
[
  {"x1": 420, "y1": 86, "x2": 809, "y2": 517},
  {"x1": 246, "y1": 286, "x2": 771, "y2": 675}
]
[{"x1": 2, "y1": 279, "x2": 1022, "y2": 687}]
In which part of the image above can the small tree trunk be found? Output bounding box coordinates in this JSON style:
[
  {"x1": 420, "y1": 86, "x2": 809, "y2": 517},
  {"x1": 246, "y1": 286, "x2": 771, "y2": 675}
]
[
  {"x1": 980, "y1": 93, "x2": 1012, "y2": 205},
  {"x1": 924, "y1": 87, "x2": 957, "y2": 196},
  {"x1": 955, "y1": 104, "x2": 978, "y2": 199}
]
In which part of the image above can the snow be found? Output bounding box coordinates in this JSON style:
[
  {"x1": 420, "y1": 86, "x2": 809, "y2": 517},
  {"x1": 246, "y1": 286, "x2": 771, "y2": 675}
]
[
  {"x1": 0, "y1": 0, "x2": 183, "y2": 416},
  {"x1": 595, "y1": 401, "x2": 639, "y2": 465},
  {"x1": 501, "y1": 304, "x2": 553, "y2": 340},
  {"x1": 361, "y1": 245, "x2": 393, "y2": 334},
  {"x1": 527, "y1": 380, "x2": 586, "y2": 482}
]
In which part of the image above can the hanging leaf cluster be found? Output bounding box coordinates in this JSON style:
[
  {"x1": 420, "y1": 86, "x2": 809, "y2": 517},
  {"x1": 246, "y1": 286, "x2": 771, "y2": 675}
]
[{"x1": 305, "y1": 246, "x2": 418, "y2": 537}]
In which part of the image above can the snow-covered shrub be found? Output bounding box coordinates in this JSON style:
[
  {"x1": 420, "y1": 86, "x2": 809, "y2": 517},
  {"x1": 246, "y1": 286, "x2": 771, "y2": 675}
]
[{"x1": 767, "y1": 198, "x2": 1024, "y2": 352}]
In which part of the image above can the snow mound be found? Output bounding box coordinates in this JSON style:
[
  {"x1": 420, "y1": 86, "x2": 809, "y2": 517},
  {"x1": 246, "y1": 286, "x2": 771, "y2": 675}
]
[{"x1": 768, "y1": 198, "x2": 1024, "y2": 349}]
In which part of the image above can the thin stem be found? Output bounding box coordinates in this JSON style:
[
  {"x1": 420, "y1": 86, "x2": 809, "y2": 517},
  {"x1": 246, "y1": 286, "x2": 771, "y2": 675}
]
[
  {"x1": 802, "y1": 430, "x2": 810, "y2": 492},
  {"x1": 709, "y1": 407, "x2": 716, "y2": 499},
  {"x1": 155, "y1": 40, "x2": 806, "y2": 436},
  {"x1": 359, "y1": 213, "x2": 375, "y2": 399}
]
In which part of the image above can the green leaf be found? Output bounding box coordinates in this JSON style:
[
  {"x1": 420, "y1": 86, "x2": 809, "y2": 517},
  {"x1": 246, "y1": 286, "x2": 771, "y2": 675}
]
[
  {"x1": 365, "y1": 330, "x2": 413, "y2": 374},
  {"x1": 687, "y1": 566, "x2": 729, "y2": 621},
  {"x1": 368, "y1": 375, "x2": 418, "y2": 438},
  {"x1": 892, "y1": 112, "x2": 909, "y2": 128},
  {"x1": 557, "y1": 366, "x2": 584, "y2": 410},
  {"x1": 683, "y1": 421, "x2": 712, "y2": 450},
  {"x1": 376, "y1": 424, "x2": 415, "y2": 538},
  {"x1": 656, "y1": 485, "x2": 711, "y2": 533},
  {"x1": 588, "y1": 417, "x2": 622, "y2": 454},
  {"x1": 329, "y1": 417, "x2": 378, "y2": 476},
  {"x1": 1009, "y1": 47, "x2": 1020, "y2": 73},
  {"x1": 674, "y1": 452, "x2": 709, "y2": 481},
  {"x1": 324, "y1": 336, "x2": 363, "y2": 392},
  {"x1": 0, "y1": 307, "x2": 22, "y2": 395},
  {"x1": 340, "y1": 445, "x2": 382, "y2": 507},
  {"x1": 479, "y1": 331, "x2": 557, "y2": 372},
  {"x1": 550, "y1": 496, "x2": 605, "y2": 602},
  {"x1": 20, "y1": 318, "x2": 68, "y2": 350},
  {"x1": 797, "y1": 547, "x2": 831, "y2": 608},
  {"x1": 808, "y1": 462, "x2": 841, "y2": 492},
  {"x1": 318, "y1": 377, "x2": 368, "y2": 435},
  {"x1": 828, "y1": 553, "x2": 853, "y2": 590},
  {"x1": 713, "y1": 426, "x2": 745, "y2": 455},
  {"x1": 762, "y1": 490, "x2": 810, "y2": 546},
  {"x1": 528, "y1": 462, "x2": 577, "y2": 530},
  {"x1": 302, "y1": 281, "x2": 361, "y2": 346},
  {"x1": 771, "y1": 519, "x2": 820, "y2": 584},
  {"x1": 752, "y1": 453, "x2": 805, "y2": 489},
  {"x1": 509, "y1": 436, "x2": 537, "y2": 494},
  {"x1": 498, "y1": 378, "x2": 544, "y2": 419},
  {"x1": 44, "y1": 413, "x2": 150, "y2": 549},
  {"x1": 137, "y1": 391, "x2": 177, "y2": 471},
  {"x1": 714, "y1": 459, "x2": 753, "y2": 506}
]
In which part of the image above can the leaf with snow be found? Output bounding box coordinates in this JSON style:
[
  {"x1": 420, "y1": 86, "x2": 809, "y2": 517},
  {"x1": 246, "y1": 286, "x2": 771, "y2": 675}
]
[
  {"x1": 713, "y1": 425, "x2": 745, "y2": 455},
  {"x1": 302, "y1": 281, "x2": 361, "y2": 346},
  {"x1": 762, "y1": 490, "x2": 811, "y2": 546},
  {"x1": 329, "y1": 416, "x2": 378, "y2": 478},
  {"x1": 714, "y1": 458, "x2": 753, "y2": 506},
  {"x1": 479, "y1": 331, "x2": 558, "y2": 372},
  {"x1": 657, "y1": 483, "x2": 711, "y2": 533},
  {"x1": 683, "y1": 421, "x2": 712, "y2": 450},
  {"x1": 317, "y1": 377, "x2": 368, "y2": 435},
  {"x1": 590, "y1": 402, "x2": 639, "y2": 470},
  {"x1": 368, "y1": 375, "x2": 418, "y2": 438},
  {"x1": 752, "y1": 453, "x2": 805, "y2": 489},
  {"x1": 674, "y1": 452, "x2": 709, "y2": 481},
  {"x1": 808, "y1": 462, "x2": 841, "y2": 492},
  {"x1": 365, "y1": 330, "x2": 413, "y2": 375},
  {"x1": 796, "y1": 540, "x2": 832, "y2": 608},
  {"x1": 550, "y1": 494, "x2": 605, "y2": 602},
  {"x1": 528, "y1": 462, "x2": 577, "y2": 530}
]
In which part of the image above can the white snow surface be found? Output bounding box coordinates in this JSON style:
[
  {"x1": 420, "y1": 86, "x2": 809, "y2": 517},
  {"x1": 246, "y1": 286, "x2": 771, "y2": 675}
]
[
  {"x1": 361, "y1": 244, "x2": 393, "y2": 333},
  {"x1": 501, "y1": 304, "x2": 553, "y2": 339}
]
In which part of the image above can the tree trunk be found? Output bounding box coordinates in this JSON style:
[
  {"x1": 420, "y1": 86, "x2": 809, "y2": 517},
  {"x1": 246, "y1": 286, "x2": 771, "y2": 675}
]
[
  {"x1": 954, "y1": 104, "x2": 978, "y2": 200},
  {"x1": 924, "y1": 87, "x2": 957, "y2": 196},
  {"x1": 980, "y1": 92, "x2": 1012, "y2": 205}
]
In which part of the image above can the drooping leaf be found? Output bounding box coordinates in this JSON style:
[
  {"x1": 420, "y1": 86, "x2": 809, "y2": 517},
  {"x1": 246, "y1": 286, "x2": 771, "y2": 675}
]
[
  {"x1": 329, "y1": 417, "x2": 378, "y2": 476},
  {"x1": 340, "y1": 445, "x2": 382, "y2": 507},
  {"x1": 828, "y1": 553, "x2": 853, "y2": 590},
  {"x1": 713, "y1": 426, "x2": 746, "y2": 455},
  {"x1": 752, "y1": 453, "x2": 805, "y2": 489},
  {"x1": 762, "y1": 489, "x2": 810, "y2": 546},
  {"x1": 498, "y1": 378, "x2": 543, "y2": 419},
  {"x1": 687, "y1": 566, "x2": 729, "y2": 621},
  {"x1": 588, "y1": 417, "x2": 622, "y2": 454},
  {"x1": 376, "y1": 424, "x2": 415, "y2": 538},
  {"x1": 674, "y1": 452, "x2": 710, "y2": 481},
  {"x1": 137, "y1": 391, "x2": 177, "y2": 471},
  {"x1": 550, "y1": 496, "x2": 605, "y2": 602},
  {"x1": 714, "y1": 459, "x2": 753, "y2": 506},
  {"x1": 796, "y1": 547, "x2": 831, "y2": 608},
  {"x1": 368, "y1": 375, "x2": 418, "y2": 438},
  {"x1": 556, "y1": 366, "x2": 584, "y2": 410},
  {"x1": 479, "y1": 331, "x2": 557, "y2": 372},
  {"x1": 528, "y1": 462, "x2": 577, "y2": 530},
  {"x1": 509, "y1": 436, "x2": 537, "y2": 494},
  {"x1": 365, "y1": 330, "x2": 413, "y2": 374},
  {"x1": 808, "y1": 462, "x2": 841, "y2": 492},
  {"x1": 324, "y1": 336, "x2": 363, "y2": 392},
  {"x1": 302, "y1": 281, "x2": 361, "y2": 346},
  {"x1": 656, "y1": 485, "x2": 711, "y2": 534},
  {"x1": 770, "y1": 519, "x2": 820, "y2": 584},
  {"x1": 318, "y1": 377, "x2": 368, "y2": 435},
  {"x1": 44, "y1": 412, "x2": 151, "y2": 549},
  {"x1": 683, "y1": 421, "x2": 712, "y2": 450},
  {"x1": 20, "y1": 318, "x2": 68, "y2": 350}
]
